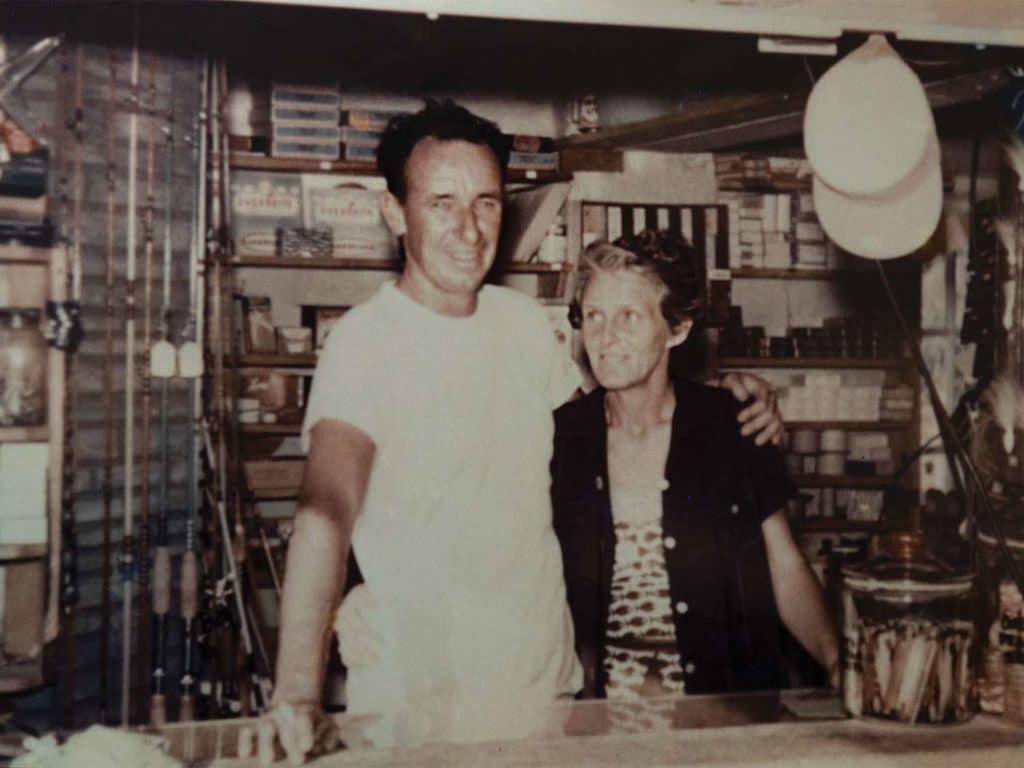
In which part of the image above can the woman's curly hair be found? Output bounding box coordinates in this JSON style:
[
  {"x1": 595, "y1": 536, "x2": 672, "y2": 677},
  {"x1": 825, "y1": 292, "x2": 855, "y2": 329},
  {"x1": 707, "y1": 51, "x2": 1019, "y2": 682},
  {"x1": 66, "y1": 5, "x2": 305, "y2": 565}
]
[{"x1": 571, "y1": 228, "x2": 706, "y2": 330}]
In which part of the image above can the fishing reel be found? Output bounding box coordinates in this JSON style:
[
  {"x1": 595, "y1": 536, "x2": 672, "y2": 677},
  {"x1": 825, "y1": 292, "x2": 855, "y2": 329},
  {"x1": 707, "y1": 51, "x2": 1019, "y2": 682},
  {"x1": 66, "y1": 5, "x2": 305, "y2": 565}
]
[{"x1": 44, "y1": 299, "x2": 83, "y2": 352}]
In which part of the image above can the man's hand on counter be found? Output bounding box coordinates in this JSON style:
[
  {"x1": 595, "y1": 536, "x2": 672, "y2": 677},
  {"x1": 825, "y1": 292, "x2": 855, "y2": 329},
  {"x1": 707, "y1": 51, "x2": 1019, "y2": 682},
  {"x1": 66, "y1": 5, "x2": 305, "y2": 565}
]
[{"x1": 238, "y1": 700, "x2": 342, "y2": 766}]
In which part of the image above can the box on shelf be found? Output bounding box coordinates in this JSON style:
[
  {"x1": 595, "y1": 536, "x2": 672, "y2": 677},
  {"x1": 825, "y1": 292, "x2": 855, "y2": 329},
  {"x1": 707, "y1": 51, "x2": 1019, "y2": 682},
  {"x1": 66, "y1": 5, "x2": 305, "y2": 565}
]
[
  {"x1": 301, "y1": 305, "x2": 350, "y2": 350},
  {"x1": 270, "y1": 83, "x2": 340, "y2": 111},
  {"x1": 231, "y1": 171, "x2": 303, "y2": 255},
  {"x1": 304, "y1": 182, "x2": 397, "y2": 259},
  {"x1": 241, "y1": 295, "x2": 276, "y2": 353},
  {"x1": 341, "y1": 109, "x2": 409, "y2": 132},
  {"x1": 243, "y1": 459, "x2": 305, "y2": 494},
  {"x1": 238, "y1": 370, "x2": 305, "y2": 424},
  {"x1": 271, "y1": 140, "x2": 340, "y2": 161},
  {"x1": 276, "y1": 326, "x2": 313, "y2": 355}
]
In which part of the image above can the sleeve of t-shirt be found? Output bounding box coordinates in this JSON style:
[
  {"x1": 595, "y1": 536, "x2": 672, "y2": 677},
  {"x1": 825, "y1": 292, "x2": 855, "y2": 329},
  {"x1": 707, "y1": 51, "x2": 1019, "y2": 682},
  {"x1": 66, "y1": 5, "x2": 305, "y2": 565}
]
[
  {"x1": 300, "y1": 310, "x2": 388, "y2": 453},
  {"x1": 530, "y1": 301, "x2": 582, "y2": 410}
]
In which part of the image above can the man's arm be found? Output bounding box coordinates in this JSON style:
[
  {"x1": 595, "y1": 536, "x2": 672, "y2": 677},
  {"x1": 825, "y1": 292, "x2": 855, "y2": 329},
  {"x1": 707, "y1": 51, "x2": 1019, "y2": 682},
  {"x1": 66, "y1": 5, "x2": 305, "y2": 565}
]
[
  {"x1": 761, "y1": 509, "x2": 840, "y2": 684},
  {"x1": 257, "y1": 419, "x2": 375, "y2": 765},
  {"x1": 706, "y1": 371, "x2": 784, "y2": 446}
]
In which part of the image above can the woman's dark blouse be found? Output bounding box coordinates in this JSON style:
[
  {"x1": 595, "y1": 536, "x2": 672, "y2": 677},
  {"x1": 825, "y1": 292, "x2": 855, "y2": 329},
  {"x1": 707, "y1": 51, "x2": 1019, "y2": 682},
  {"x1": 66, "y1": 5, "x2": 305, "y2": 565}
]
[{"x1": 551, "y1": 379, "x2": 797, "y2": 696}]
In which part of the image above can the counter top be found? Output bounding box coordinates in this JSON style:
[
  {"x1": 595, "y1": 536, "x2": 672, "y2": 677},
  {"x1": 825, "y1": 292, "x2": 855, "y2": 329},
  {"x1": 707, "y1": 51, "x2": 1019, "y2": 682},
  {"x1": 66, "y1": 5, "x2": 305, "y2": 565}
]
[{"x1": 157, "y1": 690, "x2": 1024, "y2": 767}]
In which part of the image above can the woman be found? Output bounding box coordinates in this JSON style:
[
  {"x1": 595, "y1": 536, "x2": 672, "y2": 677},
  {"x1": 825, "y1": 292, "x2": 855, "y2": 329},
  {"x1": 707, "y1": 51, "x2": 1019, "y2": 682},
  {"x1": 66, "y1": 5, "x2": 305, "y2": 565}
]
[{"x1": 552, "y1": 229, "x2": 838, "y2": 700}]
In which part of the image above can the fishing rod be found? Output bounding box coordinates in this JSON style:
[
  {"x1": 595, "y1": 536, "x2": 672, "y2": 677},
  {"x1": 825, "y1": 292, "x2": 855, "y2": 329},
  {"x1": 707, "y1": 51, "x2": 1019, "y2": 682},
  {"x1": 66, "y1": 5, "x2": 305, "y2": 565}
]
[
  {"x1": 99, "y1": 46, "x2": 117, "y2": 726},
  {"x1": 178, "y1": 56, "x2": 208, "y2": 723},
  {"x1": 57, "y1": 40, "x2": 83, "y2": 729},
  {"x1": 121, "y1": 32, "x2": 140, "y2": 726},
  {"x1": 135, "y1": 53, "x2": 159, "y2": 725},
  {"x1": 149, "y1": 55, "x2": 177, "y2": 727}
]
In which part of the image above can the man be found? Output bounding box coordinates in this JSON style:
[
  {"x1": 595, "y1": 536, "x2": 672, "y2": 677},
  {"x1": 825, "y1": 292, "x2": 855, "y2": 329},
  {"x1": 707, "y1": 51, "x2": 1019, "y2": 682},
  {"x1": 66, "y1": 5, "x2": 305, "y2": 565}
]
[{"x1": 256, "y1": 100, "x2": 782, "y2": 764}]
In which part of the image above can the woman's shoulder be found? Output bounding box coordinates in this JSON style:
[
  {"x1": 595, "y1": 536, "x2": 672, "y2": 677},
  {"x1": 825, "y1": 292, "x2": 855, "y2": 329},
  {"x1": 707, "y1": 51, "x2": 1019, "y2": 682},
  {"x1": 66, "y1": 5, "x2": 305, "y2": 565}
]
[
  {"x1": 674, "y1": 379, "x2": 743, "y2": 429},
  {"x1": 554, "y1": 387, "x2": 604, "y2": 435}
]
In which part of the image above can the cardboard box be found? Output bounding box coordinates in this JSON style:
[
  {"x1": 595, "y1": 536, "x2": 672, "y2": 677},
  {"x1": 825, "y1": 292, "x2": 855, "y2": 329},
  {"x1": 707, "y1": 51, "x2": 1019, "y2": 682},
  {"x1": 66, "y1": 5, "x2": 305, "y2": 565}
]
[
  {"x1": 231, "y1": 171, "x2": 303, "y2": 255},
  {"x1": 305, "y1": 184, "x2": 397, "y2": 259}
]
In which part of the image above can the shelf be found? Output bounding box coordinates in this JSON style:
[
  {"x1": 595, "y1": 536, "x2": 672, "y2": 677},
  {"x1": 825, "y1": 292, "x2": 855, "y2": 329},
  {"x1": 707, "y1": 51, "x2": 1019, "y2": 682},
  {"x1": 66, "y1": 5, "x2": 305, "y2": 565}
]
[
  {"x1": 228, "y1": 152, "x2": 571, "y2": 184},
  {"x1": 793, "y1": 475, "x2": 893, "y2": 489},
  {"x1": 718, "y1": 357, "x2": 909, "y2": 370},
  {"x1": 787, "y1": 421, "x2": 911, "y2": 431},
  {"x1": 0, "y1": 656, "x2": 43, "y2": 693},
  {"x1": 0, "y1": 245, "x2": 53, "y2": 265},
  {"x1": 249, "y1": 488, "x2": 299, "y2": 502},
  {"x1": 0, "y1": 425, "x2": 48, "y2": 442},
  {"x1": 0, "y1": 542, "x2": 47, "y2": 559},
  {"x1": 239, "y1": 353, "x2": 318, "y2": 367},
  {"x1": 553, "y1": 68, "x2": 1009, "y2": 154},
  {"x1": 231, "y1": 255, "x2": 573, "y2": 274},
  {"x1": 727, "y1": 266, "x2": 915, "y2": 281},
  {"x1": 239, "y1": 423, "x2": 302, "y2": 436},
  {"x1": 792, "y1": 519, "x2": 878, "y2": 534}
]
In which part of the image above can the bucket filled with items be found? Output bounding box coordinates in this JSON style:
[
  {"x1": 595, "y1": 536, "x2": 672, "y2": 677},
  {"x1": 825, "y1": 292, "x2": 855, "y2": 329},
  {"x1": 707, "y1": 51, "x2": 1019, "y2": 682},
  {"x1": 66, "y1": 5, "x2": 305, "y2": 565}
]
[
  {"x1": 840, "y1": 531, "x2": 976, "y2": 724},
  {"x1": 975, "y1": 499, "x2": 1024, "y2": 723}
]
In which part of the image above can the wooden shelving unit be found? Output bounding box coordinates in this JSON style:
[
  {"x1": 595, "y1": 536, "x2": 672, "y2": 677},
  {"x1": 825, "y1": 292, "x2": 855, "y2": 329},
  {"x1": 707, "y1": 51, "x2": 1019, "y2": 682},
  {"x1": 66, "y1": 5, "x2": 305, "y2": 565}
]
[
  {"x1": 239, "y1": 352, "x2": 317, "y2": 368},
  {"x1": 792, "y1": 475, "x2": 893, "y2": 489},
  {"x1": 791, "y1": 519, "x2": 879, "y2": 534},
  {"x1": 0, "y1": 244, "x2": 54, "y2": 265},
  {"x1": 231, "y1": 254, "x2": 573, "y2": 274},
  {"x1": 717, "y1": 357, "x2": 909, "y2": 370},
  {"x1": 239, "y1": 423, "x2": 302, "y2": 436},
  {"x1": 728, "y1": 266, "x2": 916, "y2": 281},
  {"x1": 0, "y1": 245, "x2": 66, "y2": 674},
  {"x1": 786, "y1": 420, "x2": 910, "y2": 431},
  {"x1": 0, "y1": 425, "x2": 49, "y2": 442},
  {"x1": 229, "y1": 151, "x2": 571, "y2": 184},
  {"x1": 0, "y1": 542, "x2": 48, "y2": 560}
]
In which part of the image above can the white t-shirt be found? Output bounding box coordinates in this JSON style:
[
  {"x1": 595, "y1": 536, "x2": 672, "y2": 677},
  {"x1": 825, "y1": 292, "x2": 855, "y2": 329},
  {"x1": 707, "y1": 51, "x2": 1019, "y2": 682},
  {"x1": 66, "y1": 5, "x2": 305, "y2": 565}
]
[{"x1": 301, "y1": 282, "x2": 582, "y2": 740}]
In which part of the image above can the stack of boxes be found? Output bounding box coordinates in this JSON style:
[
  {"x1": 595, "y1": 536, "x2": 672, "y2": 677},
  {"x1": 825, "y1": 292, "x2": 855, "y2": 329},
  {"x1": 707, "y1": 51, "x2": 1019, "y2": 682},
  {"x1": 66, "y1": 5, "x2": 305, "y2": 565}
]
[
  {"x1": 270, "y1": 84, "x2": 341, "y2": 162},
  {"x1": 719, "y1": 191, "x2": 793, "y2": 269},
  {"x1": 341, "y1": 109, "x2": 408, "y2": 163},
  {"x1": 793, "y1": 192, "x2": 829, "y2": 269}
]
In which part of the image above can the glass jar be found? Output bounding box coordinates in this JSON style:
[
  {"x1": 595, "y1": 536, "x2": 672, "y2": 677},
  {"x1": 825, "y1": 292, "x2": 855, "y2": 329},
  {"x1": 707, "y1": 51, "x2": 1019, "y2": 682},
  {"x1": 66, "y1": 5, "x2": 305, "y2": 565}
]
[
  {"x1": 974, "y1": 498, "x2": 1024, "y2": 721},
  {"x1": 0, "y1": 309, "x2": 47, "y2": 426},
  {"x1": 840, "y1": 531, "x2": 976, "y2": 724}
]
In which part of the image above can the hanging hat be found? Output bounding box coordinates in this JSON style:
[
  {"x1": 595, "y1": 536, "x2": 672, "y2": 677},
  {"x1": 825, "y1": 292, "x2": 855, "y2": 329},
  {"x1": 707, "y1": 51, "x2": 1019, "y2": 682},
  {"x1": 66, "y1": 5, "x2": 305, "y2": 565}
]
[
  {"x1": 813, "y1": 129, "x2": 942, "y2": 260},
  {"x1": 804, "y1": 34, "x2": 933, "y2": 197}
]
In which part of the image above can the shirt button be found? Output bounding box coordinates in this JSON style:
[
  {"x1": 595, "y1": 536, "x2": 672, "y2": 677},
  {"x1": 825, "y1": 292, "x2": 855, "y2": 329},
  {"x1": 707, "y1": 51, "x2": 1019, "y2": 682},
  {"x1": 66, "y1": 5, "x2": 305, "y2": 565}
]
[
  {"x1": 664, "y1": 536, "x2": 677, "y2": 550},
  {"x1": 675, "y1": 601, "x2": 688, "y2": 614},
  {"x1": 684, "y1": 662, "x2": 696, "y2": 675},
  {"x1": 730, "y1": 503, "x2": 740, "y2": 515}
]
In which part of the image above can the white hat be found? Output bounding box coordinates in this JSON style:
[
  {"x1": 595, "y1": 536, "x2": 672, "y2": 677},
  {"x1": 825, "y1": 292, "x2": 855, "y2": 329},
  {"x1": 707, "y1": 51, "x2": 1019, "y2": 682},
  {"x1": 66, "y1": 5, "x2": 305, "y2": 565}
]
[
  {"x1": 813, "y1": 129, "x2": 942, "y2": 260},
  {"x1": 804, "y1": 34, "x2": 933, "y2": 197}
]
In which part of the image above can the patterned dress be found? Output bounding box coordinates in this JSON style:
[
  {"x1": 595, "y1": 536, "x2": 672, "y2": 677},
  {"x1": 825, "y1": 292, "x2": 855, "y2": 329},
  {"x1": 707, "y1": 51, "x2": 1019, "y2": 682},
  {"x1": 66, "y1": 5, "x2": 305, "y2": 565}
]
[{"x1": 604, "y1": 483, "x2": 686, "y2": 701}]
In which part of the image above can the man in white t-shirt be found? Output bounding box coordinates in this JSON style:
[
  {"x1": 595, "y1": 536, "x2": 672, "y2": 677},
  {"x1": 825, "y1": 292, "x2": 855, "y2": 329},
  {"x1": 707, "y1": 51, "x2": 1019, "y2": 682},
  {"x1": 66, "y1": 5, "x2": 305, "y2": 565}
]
[{"x1": 256, "y1": 100, "x2": 783, "y2": 764}]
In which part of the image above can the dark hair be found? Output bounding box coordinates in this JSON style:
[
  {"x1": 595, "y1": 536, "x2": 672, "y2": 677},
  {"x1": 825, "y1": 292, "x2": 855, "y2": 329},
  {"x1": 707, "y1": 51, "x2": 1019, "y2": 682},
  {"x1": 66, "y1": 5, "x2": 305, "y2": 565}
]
[
  {"x1": 375, "y1": 98, "x2": 509, "y2": 201},
  {"x1": 571, "y1": 229, "x2": 705, "y2": 330}
]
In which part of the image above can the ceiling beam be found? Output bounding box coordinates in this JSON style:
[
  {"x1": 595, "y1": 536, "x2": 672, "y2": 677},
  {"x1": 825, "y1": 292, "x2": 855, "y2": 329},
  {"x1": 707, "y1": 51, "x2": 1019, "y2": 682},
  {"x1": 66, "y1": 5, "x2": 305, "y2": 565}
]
[{"x1": 554, "y1": 67, "x2": 1012, "y2": 154}]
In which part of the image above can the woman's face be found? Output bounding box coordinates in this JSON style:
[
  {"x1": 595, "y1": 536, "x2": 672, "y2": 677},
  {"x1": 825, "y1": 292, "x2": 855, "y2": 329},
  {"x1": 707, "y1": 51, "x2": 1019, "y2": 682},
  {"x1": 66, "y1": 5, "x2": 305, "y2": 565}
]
[{"x1": 580, "y1": 267, "x2": 691, "y2": 392}]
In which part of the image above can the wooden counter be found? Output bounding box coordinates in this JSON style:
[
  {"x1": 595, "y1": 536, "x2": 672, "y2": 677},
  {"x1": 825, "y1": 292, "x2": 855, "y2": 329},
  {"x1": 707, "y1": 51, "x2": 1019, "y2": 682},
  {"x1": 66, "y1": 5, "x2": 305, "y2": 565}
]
[{"x1": 156, "y1": 690, "x2": 1024, "y2": 767}]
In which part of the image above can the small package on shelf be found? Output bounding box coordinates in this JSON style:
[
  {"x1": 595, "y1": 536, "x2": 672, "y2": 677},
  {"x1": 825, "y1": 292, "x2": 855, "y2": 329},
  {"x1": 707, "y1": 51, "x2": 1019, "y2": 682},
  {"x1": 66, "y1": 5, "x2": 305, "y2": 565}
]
[
  {"x1": 239, "y1": 370, "x2": 305, "y2": 425},
  {"x1": 231, "y1": 171, "x2": 303, "y2": 255},
  {"x1": 0, "y1": 309, "x2": 46, "y2": 426},
  {"x1": 276, "y1": 326, "x2": 313, "y2": 354},
  {"x1": 305, "y1": 183, "x2": 397, "y2": 259},
  {"x1": 301, "y1": 305, "x2": 349, "y2": 350},
  {"x1": 276, "y1": 226, "x2": 333, "y2": 258},
  {"x1": 241, "y1": 295, "x2": 276, "y2": 353}
]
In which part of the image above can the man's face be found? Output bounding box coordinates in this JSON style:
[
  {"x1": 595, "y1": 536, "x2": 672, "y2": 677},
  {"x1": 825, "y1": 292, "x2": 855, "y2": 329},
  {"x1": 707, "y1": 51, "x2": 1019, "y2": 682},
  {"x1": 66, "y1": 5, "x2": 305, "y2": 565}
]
[
  {"x1": 382, "y1": 137, "x2": 503, "y2": 316},
  {"x1": 580, "y1": 268, "x2": 691, "y2": 392}
]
